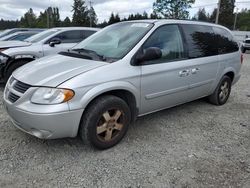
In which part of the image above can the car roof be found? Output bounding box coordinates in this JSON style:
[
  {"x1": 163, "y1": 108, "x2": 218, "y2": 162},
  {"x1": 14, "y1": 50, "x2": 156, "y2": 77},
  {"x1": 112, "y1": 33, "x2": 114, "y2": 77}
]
[
  {"x1": 50, "y1": 27, "x2": 100, "y2": 31},
  {"x1": 122, "y1": 19, "x2": 228, "y2": 29}
]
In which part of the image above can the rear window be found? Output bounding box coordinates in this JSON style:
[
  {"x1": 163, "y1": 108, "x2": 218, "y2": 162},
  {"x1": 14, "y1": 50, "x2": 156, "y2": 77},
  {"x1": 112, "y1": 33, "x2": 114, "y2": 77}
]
[{"x1": 181, "y1": 24, "x2": 218, "y2": 58}]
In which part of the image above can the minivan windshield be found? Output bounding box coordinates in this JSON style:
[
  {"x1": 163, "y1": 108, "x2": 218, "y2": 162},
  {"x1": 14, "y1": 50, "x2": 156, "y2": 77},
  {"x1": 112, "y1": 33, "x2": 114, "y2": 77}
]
[
  {"x1": 25, "y1": 29, "x2": 60, "y2": 43},
  {"x1": 72, "y1": 22, "x2": 153, "y2": 60}
]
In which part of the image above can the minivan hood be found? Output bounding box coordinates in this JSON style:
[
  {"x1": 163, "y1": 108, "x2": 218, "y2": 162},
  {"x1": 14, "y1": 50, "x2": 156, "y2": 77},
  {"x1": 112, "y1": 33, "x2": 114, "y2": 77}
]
[
  {"x1": 13, "y1": 54, "x2": 107, "y2": 87},
  {"x1": 0, "y1": 40, "x2": 31, "y2": 49}
]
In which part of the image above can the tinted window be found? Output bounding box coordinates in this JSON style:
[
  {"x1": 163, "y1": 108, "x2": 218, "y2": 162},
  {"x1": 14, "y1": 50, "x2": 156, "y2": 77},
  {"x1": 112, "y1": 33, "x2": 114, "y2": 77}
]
[
  {"x1": 82, "y1": 30, "x2": 96, "y2": 39},
  {"x1": 142, "y1": 25, "x2": 185, "y2": 64},
  {"x1": 213, "y1": 27, "x2": 239, "y2": 54},
  {"x1": 55, "y1": 30, "x2": 83, "y2": 43},
  {"x1": 10, "y1": 33, "x2": 34, "y2": 41},
  {"x1": 181, "y1": 24, "x2": 218, "y2": 58},
  {"x1": 26, "y1": 30, "x2": 59, "y2": 43}
]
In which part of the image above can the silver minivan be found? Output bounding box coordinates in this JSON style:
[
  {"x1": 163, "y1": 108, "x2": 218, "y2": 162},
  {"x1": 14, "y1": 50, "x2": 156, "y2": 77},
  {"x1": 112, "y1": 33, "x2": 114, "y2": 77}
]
[{"x1": 3, "y1": 20, "x2": 242, "y2": 149}]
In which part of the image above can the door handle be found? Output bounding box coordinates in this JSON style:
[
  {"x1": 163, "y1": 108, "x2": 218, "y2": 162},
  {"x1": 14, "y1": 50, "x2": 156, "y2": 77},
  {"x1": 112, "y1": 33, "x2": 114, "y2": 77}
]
[
  {"x1": 191, "y1": 68, "x2": 200, "y2": 74},
  {"x1": 179, "y1": 70, "x2": 190, "y2": 77}
]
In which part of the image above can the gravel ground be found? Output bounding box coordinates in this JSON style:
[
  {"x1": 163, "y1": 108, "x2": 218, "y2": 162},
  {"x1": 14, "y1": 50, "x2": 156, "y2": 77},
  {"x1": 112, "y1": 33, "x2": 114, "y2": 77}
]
[{"x1": 0, "y1": 55, "x2": 250, "y2": 188}]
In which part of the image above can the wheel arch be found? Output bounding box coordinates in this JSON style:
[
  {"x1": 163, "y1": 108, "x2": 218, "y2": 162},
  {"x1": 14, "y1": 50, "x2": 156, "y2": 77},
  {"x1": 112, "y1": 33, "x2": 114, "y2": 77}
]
[
  {"x1": 79, "y1": 82, "x2": 140, "y2": 123},
  {"x1": 5, "y1": 54, "x2": 37, "y2": 70}
]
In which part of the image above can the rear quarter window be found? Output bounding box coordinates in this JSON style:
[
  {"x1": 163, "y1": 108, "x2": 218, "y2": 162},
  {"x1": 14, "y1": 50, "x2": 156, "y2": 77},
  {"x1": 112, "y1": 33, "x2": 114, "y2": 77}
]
[
  {"x1": 213, "y1": 27, "x2": 239, "y2": 54},
  {"x1": 181, "y1": 24, "x2": 218, "y2": 58}
]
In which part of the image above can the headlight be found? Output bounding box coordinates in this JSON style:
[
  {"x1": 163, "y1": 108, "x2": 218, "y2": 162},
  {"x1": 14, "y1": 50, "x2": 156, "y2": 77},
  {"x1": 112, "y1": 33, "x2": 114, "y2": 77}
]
[{"x1": 31, "y1": 87, "x2": 75, "y2": 104}]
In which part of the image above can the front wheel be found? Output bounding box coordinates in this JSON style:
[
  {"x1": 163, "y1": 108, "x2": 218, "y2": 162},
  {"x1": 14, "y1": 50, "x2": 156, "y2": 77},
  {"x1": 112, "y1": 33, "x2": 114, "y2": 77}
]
[
  {"x1": 79, "y1": 95, "x2": 131, "y2": 149},
  {"x1": 208, "y1": 75, "x2": 232, "y2": 105}
]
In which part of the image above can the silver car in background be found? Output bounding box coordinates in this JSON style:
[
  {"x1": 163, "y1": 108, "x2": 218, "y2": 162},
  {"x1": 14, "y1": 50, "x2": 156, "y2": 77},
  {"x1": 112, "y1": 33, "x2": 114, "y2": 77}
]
[
  {"x1": 3, "y1": 20, "x2": 242, "y2": 149},
  {"x1": 0, "y1": 27, "x2": 99, "y2": 81}
]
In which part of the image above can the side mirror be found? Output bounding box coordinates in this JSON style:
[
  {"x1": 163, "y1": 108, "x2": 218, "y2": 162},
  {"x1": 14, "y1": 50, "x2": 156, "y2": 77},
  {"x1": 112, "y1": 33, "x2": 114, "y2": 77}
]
[
  {"x1": 49, "y1": 38, "x2": 61, "y2": 47},
  {"x1": 136, "y1": 47, "x2": 162, "y2": 64}
]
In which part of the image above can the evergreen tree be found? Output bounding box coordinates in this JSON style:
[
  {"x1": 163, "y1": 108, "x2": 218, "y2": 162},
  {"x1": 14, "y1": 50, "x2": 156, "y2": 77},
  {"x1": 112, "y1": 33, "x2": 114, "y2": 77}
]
[
  {"x1": 36, "y1": 7, "x2": 61, "y2": 28},
  {"x1": 218, "y1": 0, "x2": 235, "y2": 29},
  {"x1": 196, "y1": 8, "x2": 210, "y2": 22},
  {"x1": 236, "y1": 9, "x2": 250, "y2": 31},
  {"x1": 108, "y1": 13, "x2": 120, "y2": 25},
  {"x1": 210, "y1": 8, "x2": 217, "y2": 23},
  {"x1": 20, "y1": 8, "x2": 37, "y2": 28},
  {"x1": 142, "y1": 11, "x2": 149, "y2": 19},
  {"x1": 72, "y1": 0, "x2": 89, "y2": 26},
  {"x1": 153, "y1": 0, "x2": 195, "y2": 19},
  {"x1": 62, "y1": 17, "x2": 71, "y2": 27},
  {"x1": 88, "y1": 6, "x2": 98, "y2": 27}
]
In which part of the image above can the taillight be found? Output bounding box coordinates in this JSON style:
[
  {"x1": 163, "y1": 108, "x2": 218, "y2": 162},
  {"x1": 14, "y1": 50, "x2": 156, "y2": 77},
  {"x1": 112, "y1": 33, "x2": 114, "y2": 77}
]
[{"x1": 241, "y1": 53, "x2": 244, "y2": 64}]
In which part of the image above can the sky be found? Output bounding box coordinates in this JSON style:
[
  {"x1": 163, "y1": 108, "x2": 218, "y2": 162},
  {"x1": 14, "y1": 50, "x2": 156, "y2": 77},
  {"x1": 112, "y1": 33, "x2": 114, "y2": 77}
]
[{"x1": 0, "y1": 0, "x2": 250, "y2": 23}]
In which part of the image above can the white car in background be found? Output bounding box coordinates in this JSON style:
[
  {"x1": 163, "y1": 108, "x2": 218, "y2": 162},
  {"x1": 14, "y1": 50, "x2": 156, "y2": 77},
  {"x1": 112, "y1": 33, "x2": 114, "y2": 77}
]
[
  {"x1": 0, "y1": 31, "x2": 43, "y2": 41},
  {"x1": 0, "y1": 27, "x2": 100, "y2": 81},
  {"x1": 241, "y1": 38, "x2": 250, "y2": 53}
]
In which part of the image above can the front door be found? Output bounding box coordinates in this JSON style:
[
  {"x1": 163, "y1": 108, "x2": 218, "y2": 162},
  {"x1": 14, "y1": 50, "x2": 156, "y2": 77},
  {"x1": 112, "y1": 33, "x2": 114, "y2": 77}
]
[
  {"x1": 43, "y1": 30, "x2": 83, "y2": 56},
  {"x1": 140, "y1": 24, "x2": 191, "y2": 115}
]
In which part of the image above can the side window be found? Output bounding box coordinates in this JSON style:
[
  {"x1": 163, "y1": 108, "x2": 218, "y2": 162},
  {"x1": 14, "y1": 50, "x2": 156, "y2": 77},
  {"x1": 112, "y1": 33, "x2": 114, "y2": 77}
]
[
  {"x1": 82, "y1": 30, "x2": 96, "y2": 39},
  {"x1": 213, "y1": 27, "x2": 239, "y2": 54},
  {"x1": 142, "y1": 25, "x2": 185, "y2": 64},
  {"x1": 55, "y1": 30, "x2": 83, "y2": 43},
  {"x1": 181, "y1": 24, "x2": 218, "y2": 58}
]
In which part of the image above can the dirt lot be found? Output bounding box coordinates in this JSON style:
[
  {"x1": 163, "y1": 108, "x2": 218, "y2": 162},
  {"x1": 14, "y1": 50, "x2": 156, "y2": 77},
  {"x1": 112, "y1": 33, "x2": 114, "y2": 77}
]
[{"x1": 0, "y1": 55, "x2": 250, "y2": 188}]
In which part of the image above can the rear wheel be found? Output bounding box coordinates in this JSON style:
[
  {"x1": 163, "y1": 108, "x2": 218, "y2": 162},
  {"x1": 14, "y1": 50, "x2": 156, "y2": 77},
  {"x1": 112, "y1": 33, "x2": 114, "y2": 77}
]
[
  {"x1": 208, "y1": 75, "x2": 232, "y2": 105},
  {"x1": 4, "y1": 59, "x2": 31, "y2": 82},
  {"x1": 79, "y1": 95, "x2": 131, "y2": 149}
]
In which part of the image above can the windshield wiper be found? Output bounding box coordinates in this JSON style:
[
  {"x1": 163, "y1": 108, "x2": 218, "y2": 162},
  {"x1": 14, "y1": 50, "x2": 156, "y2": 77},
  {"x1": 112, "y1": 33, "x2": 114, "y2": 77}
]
[{"x1": 72, "y1": 48, "x2": 106, "y2": 61}]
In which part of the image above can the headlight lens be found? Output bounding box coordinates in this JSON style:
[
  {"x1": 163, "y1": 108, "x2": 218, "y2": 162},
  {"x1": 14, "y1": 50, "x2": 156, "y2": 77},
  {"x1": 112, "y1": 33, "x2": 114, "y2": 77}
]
[{"x1": 31, "y1": 87, "x2": 75, "y2": 104}]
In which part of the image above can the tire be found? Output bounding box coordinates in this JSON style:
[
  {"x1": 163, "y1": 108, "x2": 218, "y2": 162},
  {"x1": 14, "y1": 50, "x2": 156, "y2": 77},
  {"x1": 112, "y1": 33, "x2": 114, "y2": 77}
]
[
  {"x1": 4, "y1": 59, "x2": 31, "y2": 82},
  {"x1": 242, "y1": 48, "x2": 246, "y2": 53},
  {"x1": 79, "y1": 95, "x2": 131, "y2": 149},
  {"x1": 208, "y1": 75, "x2": 232, "y2": 105}
]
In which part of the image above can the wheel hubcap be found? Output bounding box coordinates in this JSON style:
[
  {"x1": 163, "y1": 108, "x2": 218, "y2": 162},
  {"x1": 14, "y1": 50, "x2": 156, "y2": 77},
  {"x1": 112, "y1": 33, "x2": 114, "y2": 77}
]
[
  {"x1": 96, "y1": 109, "x2": 124, "y2": 142},
  {"x1": 219, "y1": 81, "x2": 229, "y2": 101}
]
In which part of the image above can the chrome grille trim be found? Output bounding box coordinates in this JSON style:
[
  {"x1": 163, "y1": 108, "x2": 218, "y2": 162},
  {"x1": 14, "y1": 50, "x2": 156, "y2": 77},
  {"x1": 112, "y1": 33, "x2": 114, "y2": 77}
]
[
  {"x1": 13, "y1": 80, "x2": 31, "y2": 94},
  {"x1": 6, "y1": 77, "x2": 31, "y2": 103}
]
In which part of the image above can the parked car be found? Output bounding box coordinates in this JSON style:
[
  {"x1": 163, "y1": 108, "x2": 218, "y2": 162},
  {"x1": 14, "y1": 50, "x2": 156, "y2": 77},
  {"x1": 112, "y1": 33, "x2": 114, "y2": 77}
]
[
  {"x1": 0, "y1": 28, "x2": 44, "y2": 39},
  {"x1": 3, "y1": 20, "x2": 242, "y2": 149},
  {"x1": 241, "y1": 38, "x2": 250, "y2": 53},
  {"x1": 0, "y1": 31, "x2": 43, "y2": 41},
  {"x1": 0, "y1": 27, "x2": 99, "y2": 81}
]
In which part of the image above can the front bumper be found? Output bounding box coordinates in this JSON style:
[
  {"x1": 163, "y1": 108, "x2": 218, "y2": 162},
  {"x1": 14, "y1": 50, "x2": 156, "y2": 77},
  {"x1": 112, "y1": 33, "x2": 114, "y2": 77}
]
[{"x1": 3, "y1": 86, "x2": 84, "y2": 139}]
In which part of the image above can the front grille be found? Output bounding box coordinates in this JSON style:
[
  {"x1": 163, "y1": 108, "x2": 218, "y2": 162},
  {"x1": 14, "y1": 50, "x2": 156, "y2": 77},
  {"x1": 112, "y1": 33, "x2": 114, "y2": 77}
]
[
  {"x1": 6, "y1": 77, "x2": 32, "y2": 103},
  {"x1": 13, "y1": 80, "x2": 31, "y2": 94},
  {"x1": 8, "y1": 92, "x2": 20, "y2": 103}
]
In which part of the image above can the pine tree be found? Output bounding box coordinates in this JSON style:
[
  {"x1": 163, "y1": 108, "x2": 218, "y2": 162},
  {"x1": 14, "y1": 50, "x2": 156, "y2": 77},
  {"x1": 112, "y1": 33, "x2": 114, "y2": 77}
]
[
  {"x1": 196, "y1": 8, "x2": 210, "y2": 22},
  {"x1": 218, "y1": 0, "x2": 235, "y2": 29},
  {"x1": 62, "y1": 17, "x2": 71, "y2": 27},
  {"x1": 20, "y1": 8, "x2": 37, "y2": 28},
  {"x1": 153, "y1": 0, "x2": 195, "y2": 19},
  {"x1": 108, "y1": 12, "x2": 120, "y2": 25},
  {"x1": 88, "y1": 6, "x2": 98, "y2": 27},
  {"x1": 72, "y1": 0, "x2": 89, "y2": 26}
]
